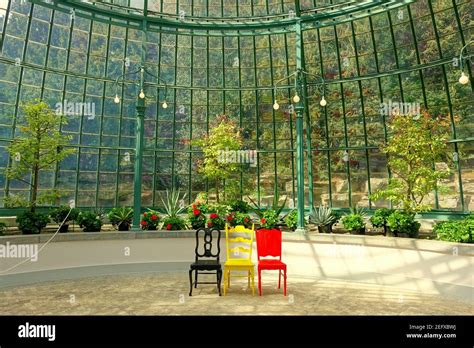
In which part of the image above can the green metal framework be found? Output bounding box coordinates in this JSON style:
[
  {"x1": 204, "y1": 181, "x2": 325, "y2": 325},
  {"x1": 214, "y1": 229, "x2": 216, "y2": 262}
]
[{"x1": 0, "y1": 0, "x2": 472, "y2": 222}]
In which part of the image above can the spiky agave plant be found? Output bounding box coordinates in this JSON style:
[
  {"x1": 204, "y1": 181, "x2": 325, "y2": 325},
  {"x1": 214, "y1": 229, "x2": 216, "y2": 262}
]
[
  {"x1": 160, "y1": 189, "x2": 187, "y2": 218},
  {"x1": 309, "y1": 205, "x2": 337, "y2": 227}
]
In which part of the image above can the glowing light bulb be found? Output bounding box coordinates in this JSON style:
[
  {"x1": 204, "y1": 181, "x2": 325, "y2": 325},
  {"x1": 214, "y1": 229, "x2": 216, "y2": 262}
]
[
  {"x1": 273, "y1": 101, "x2": 280, "y2": 110},
  {"x1": 139, "y1": 90, "x2": 146, "y2": 99},
  {"x1": 292, "y1": 94, "x2": 300, "y2": 103},
  {"x1": 162, "y1": 101, "x2": 168, "y2": 109},
  {"x1": 459, "y1": 72, "x2": 469, "y2": 85},
  {"x1": 114, "y1": 95, "x2": 120, "y2": 104},
  {"x1": 320, "y1": 96, "x2": 327, "y2": 107}
]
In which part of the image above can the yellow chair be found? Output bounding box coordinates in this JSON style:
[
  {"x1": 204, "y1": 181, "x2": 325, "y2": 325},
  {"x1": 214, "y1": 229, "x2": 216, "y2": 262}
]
[{"x1": 222, "y1": 224, "x2": 256, "y2": 296}]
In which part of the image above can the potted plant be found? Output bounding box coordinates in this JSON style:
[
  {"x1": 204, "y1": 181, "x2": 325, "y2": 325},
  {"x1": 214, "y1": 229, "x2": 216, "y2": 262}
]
[
  {"x1": 140, "y1": 209, "x2": 160, "y2": 230},
  {"x1": 76, "y1": 211, "x2": 103, "y2": 232},
  {"x1": 370, "y1": 208, "x2": 394, "y2": 236},
  {"x1": 160, "y1": 189, "x2": 187, "y2": 231},
  {"x1": 284, "y1": 210, "x2": 298, "y2": 231},
  {"x1": 207, "y1": 212, "x2": 225, "y2": 230},
  {"x1": 309, "y1": 205, "x2": 339, "y2": 233},
  {"x1": 259, "y1": 209, "x2": 280, "y2": 232},
  {"x1": 16, "y1": 211, "x2": 50, "y2": 235},
  {"x1": 50, "y1": 206, "x2": 79, "y2": 233},
  {"x1": 226, "y1": 211, "x2": 252, "y2": 228},
  {"x1": 108, "y1": 207, "x2": 133, "y2": 231},
  {"x1": 386, "y1": 211, "x2": 420, "y2": 238},
  {"x1": 342, "y1": 207, "x2": 367, "y2": 235},
  {"x1": 187, "y1": 201, "x2": 208, "y2": 229},
  {"x1": 228, "y1": 199, "x2": 250, "y2": 214}
]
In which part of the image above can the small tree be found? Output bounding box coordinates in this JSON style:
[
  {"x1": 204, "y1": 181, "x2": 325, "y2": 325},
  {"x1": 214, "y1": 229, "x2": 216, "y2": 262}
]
[
  {"x1": 371, "y1": 111, "x2": 452, "y2": 214},
  {"x1": 192, "y1": 115, "x2": 242, "y2": 203},
  {"x1": 5, "y1": 100, "x2": 75, "y2": 212}
]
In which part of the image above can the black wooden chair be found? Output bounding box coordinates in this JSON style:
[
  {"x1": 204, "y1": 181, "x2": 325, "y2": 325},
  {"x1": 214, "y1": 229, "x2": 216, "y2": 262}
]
[{"x1": 189, "y1": 227, "x2": 222, "y2": 296}]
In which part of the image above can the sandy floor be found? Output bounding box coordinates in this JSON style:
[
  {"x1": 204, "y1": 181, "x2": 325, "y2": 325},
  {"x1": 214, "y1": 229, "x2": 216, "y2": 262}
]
[{"x1": 0, "y1": 272, "x2": 472, "y2": 315}]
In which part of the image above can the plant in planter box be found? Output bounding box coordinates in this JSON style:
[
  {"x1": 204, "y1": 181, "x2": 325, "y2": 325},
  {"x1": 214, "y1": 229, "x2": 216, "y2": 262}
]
[
  {"x1": 370, "y1": 208, "x2": 394, "y2": 236},
  {"x1": 226, "y1": 211, "x2": 252, "y2": 228},
  {"x1": 162, "y1": 216, "x2": 187, "y2": 231},
  {"x1": 50, "y1": 206, "x2": 79, "y2": 233},
  {"x1": 259, "y1": 210, "x2": 279, "y2": 230},
  {"x1": 386, "y1": 211, "x2": 420, "y2": 238},
  {"x1": 140, "y1": 210, "x2": 160, "y2": 230},
  {"x1": 284, "y1": 210, "x2": 298, "y2": 231},
  {"x1": 187, "y1": 202, "x2": 208, "y2": 229},
  {"x1": 16, "y1": 211, "x2": 50, "y2": 235},
  {"x1": 76, "y1": 211, "x2": 103, "y2": 232},
  {"x1": 433, "y1": 219, "x2": 472, "y2": 243},
  {"x1": 228, "y1": 199, "x2": 250, "y2": 214},
  {"x1": 341, "y1": 214, "x2": 365, "y2": 235},
  {"x1": 207, "y1": 212, "x2": 225, "y2": 230},
  {"x1": 309, "y1": 205, "x2": 339, "y2": 233},
  {"x1": 108, "y1": 207, "x2": 133, "y2": 231}
]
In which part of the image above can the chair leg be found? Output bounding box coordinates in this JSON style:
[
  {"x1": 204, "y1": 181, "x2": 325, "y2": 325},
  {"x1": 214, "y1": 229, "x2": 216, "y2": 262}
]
[
  {"x1": 217, "y1": 269, "x2": 222, "y2": 296},
  {"x1": 188, "y1": 269, "x2": 193, "y2": 296},
  {"x1": 250, "y1": 268, "x2": 255, "y2": 296},
  {"x1": 278, "y1": 269, "x2": 281, "y2": 289},
  {"x1": 194, "y1": 270, "x2": 198, "y2": 288},
  {"x1": 227, "y1": 269, "x2": 231, "y2": 288},
  {"x1": 247, "y1": 270, "x2": 250, "y2": 288},
  {"x1": 258, "y1": 269, "x2": 262, "y2": 296},
  {"x1": 284, "y1": 269, "x2": 287, "y2": 296}
]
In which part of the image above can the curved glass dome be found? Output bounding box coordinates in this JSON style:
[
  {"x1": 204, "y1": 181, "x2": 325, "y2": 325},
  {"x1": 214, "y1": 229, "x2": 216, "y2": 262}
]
[{"x1": 0, "y1": 0, "x2": 472, "y2": 214}]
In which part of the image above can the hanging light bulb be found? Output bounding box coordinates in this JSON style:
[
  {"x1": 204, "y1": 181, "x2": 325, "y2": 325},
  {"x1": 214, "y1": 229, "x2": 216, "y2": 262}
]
[
  {"x1": 459, "y1": 71, "x2": 469, "y2": 85},
  {"x1": 139, "y1": 89, "x2": 146, "y2": 99},
  {"x1": 273, "y1": 101, "x2": 280, "y2": 110},
  {"x1": 114, "y1": 94, "x2": 120, "y2": 104},
  {"x1": 320, "y1": 95, "x2": 327, "y2": 107},
  {"x1": 162, "y1": 101, "x2": 168, "y2": 109},
  {"x1": 292, "y1": 94, "x2": 300, "y2": 103}
]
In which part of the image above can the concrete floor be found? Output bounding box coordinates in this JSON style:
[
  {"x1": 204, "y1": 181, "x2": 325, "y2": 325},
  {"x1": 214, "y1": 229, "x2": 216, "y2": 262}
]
[{"x1": 0, "y1": 272, "x2": 472, "y2": 315}]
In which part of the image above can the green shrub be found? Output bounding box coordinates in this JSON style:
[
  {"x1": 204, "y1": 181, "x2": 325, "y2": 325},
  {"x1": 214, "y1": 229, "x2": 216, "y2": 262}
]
[
  {"x1": 226, "y1": 211, "x2": 252, "y2": 228},
  {"x1": 284, "y1": 210, "x2": 298, "y2": 231},
  {"x1": 108, "y1": 207, "x2": 133, "y2": 231},
  {"x1": 187, "y1": 202, "x2": 208, "y2": 229},
  {"x1": 370, "y1": 208, "x2": 393, "y2": 228},
  {"x1": 259, "y1": 210, "x2": 279, "y2": 230},
  {"x1": 206, "y1": 212, "x2": 225, "y2": 230},
  {"x1": 16, "y1": 211, "x2": 50, "y2": 235},
  {"x1": 434, "y1": 215, "x2": 473, "y2": 243},
  {"x1": 386, "y1": 211, "x2": 420, "y2": 237},
  {"x1": 341, "y1": 214, "x2": 365, "y2": 232},
  {"x1": 228, "y1": 200, "x2": 250, "y2": 213},
  {"x1": 141, "y1": 209, "x2": 160, "y2": 230},
  {"x1": 0, "y1": 222, "x2": 6, "y2": 236},
  {"x1": 50, "y1": 206, "x2": 78, "y2": 224},
  {"x1": 162, "y1": 216, "x2": 187, "y2": 231},
  {"x1": 76, "y1": 211, "x2": 103, "y2": 232}
]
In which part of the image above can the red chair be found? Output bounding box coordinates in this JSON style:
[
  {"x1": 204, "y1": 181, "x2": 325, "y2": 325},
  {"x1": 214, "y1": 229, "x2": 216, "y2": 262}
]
[{"x1": 256, "y1": 229, "x2": 287, "y2": 296}]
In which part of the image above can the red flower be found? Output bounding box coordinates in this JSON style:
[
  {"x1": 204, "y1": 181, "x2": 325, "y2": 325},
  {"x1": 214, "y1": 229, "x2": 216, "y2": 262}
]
[
  {"x1": 140, "y1": 221, "x2": 147, "y2": 226},
  {"x1": 166, "y1": 223, "x2": 172, "y2": 230},
  {"x1": 151, "y1": 214, "x2": 158, "y2": 220},
  {"x1": 193, "y1": 209, "x2": 200, "y2": 216},
  {"x1": 261, "y1": 218, "x2": 267, "y2": 224},
  {"x1": 244, "y1": 217, "x2": 249, "y2": 223},
  {"x1": 227, "y1": 215, "x2": 233, "y2": 222},
  {"x1": 143, "y1": 212, "x2": 147, "y2": 217},
  {"x1": 210, "y1": 213, "x2": 218, "y2": 219},
  {"x1": 208, "y1": 221, "x2": 213, "y2": 227},
  {"x1": 192, "y1": 204, "x2": 196, "y2": 209}
]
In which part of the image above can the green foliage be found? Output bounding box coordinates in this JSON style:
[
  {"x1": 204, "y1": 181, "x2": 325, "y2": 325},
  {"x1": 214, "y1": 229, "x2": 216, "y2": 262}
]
[
  {"x1": 341, "y1": 214, "x2": 365, "y2": 232},
  {"x1": 349, "y1": 206, "x2": 367, "y2": 217},
  {"x1": 162, "y1": 216, "x2": 187, "y2": 231},
  {"x1": 50, "y1": 206, "x2": 78, "y2": 224},
  {"x1": 140, "y1": 209, "x2": 160, "y2": 230},
  {"x1": 76, "y1": 211, "x2": 103, "y2": 232},
  {"x1": 386, "y1": 211, "x2": 420, "y2": 237},
  {"x1": 370, "y1": 208, "x2": 394, "y2": 228},
  {"x1": 434, "y1": 215, "x2": 473, "y2": 243},
  {"x1": 107, "y1": 207, "x2": 133, "y2": 231},
  {"x1": 371, "y1": 112, "x2": 451, "y2": 214},
  {"x1": 5, "y1": 100, "x2": 75, "y2": 212},
  {"x1": 16, "y1": 211, "x2": 50, "y2": 235},
  {"x1": 248, "y1": 190, "x2": 287, "y2": 218},
  {"x1": 192, "y1": 115, "x2": 243, "y2": 202},
  {"x1": 206, "y1": 211, "x2": 225, "y2": 230},
  {"x1": 0, "y1": 222, "x2": 6, "y2": 236},
  {"x1": 227, "y1": 199, "x2": 250, "y2": 214},
  {"x1": 187, "y1": 201, "x2": 208, "y2": 229},
  {"x1": 309, "y1": 205, "x2": 339, "y2": 226},
  {"x1": 259, "y1": 210, "x2": 279, "y2": 230},
  {"x1": 284, "y1": 210, "x2": 298, "y2": 231},
  {"x1": 226, "y1": 211, "x2": 252, "y2": 228},
  {"x1": 160, "y1": 189, "x2": 187, "y2": 218}
]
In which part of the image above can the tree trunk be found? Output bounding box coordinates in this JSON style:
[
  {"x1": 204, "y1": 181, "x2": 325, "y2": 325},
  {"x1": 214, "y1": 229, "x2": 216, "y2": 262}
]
[{"x1": 30, "y1": 162, "x2": 39, "y2": 213}]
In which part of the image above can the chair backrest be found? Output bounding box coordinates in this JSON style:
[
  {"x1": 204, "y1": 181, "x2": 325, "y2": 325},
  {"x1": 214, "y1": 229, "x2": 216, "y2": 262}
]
[
  {"x1": 225, "y1": 224, "x2": 255, "y2": 262},
  {"x1": 256, "y1": 229, "x2": 282, "y2": 260},
  {"x1": 194, "y1": 227, "x2": 221, "y2": 262}
]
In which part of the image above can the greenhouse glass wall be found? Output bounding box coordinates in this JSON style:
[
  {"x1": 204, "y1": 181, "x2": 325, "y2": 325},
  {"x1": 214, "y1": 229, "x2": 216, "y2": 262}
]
[{"x1": 0, "y1": 0, "x2": 472, "y2": 217}]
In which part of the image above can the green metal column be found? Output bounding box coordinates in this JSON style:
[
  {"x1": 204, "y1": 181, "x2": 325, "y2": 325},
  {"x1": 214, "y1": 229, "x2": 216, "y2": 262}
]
[
  {"x1": 132, "y1": 67, "x2": 146, "y2": 230},
  {"x1": 295, "y1": 20, "x2": 306, "y2": 234}
]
